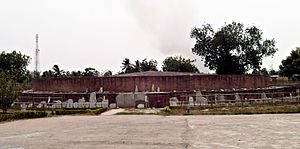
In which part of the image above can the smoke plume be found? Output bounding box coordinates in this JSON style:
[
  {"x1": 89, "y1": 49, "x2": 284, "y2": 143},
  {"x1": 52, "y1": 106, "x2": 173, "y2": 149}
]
[{"x1": 126, "y1": 0, "x2": 197, "y2": 55}]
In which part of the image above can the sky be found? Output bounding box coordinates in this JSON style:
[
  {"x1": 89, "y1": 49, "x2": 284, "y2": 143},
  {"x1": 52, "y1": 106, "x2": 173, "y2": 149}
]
[{"x1": 0, "y1": 0, "x2": 299, "y2": 74}]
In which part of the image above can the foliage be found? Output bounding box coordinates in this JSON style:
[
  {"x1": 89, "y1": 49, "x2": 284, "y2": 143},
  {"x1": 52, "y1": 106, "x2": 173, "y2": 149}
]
[
  {"x1": 32, "y1": 71, "x2": 41, "y2": 79},
  {"x1": 253, "y1": 68, "x2": 269, "y2": 75},
  {"x1": 52, "y1": 64, "x2": 62, "y2": 77},
  {"x1": 269, "y1": 69, "x2": 279, "y2": 75},
  {"x1": 120, "y1": 58, "x2": 136, "y2": 74},
  {"x1": 69, "y1": 70, "x2": 84, "y2": 77},
  {"x1": 0, "y1": 108, "x2": 107, "y2": 122},
  {"x1": 0, "y1": 111, "x2": 48, "y2": 122},
  {"x1": 42, "y1": 70, "x2": 54, "y2": 78},
  {"x1": 0, "y1": 51, "x2": 30, "y2": 83},
  {"x1": 120, "y1": 58, "x2": 158, "y2": 74},
  {"x1": 162, "y1": 56, "x2": 199, "y2": 73},
  {"x1": 103, "y1": 70, "x2": 112, "y2": 76},
  {"x1": 83, "y1": 67, "x2": 99, "y2": 76},
  {"x1": 279, "y1": 47, "x2": 300, "y2": 78},
  {"x1": 133, "y1": 60, "x2": 141, "y2": 72},
  {"x1": 140, "y1": 59, "x2": 158, "y2": 71},
  {"x1": 158, "y1": 103, "x2": 300, "y2": 115},
  {"x1": 54, "y1": 108, "x2": 107, "y2": 115},
  {"x1": 41, "y1": 65, "x2": 99, "y2": 78},
  {"x1": 190, "y1": 21, "x2": 277, "y2": 74},
  {"x1": 0, "y1": 72, "x2": 21, "y2": 113},
  {"x1": 163, "y1": 106, "x2": 172, "y2": 113}
]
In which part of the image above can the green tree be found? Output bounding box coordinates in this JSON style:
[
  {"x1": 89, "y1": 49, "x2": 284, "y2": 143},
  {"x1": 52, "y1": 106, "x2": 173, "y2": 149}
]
[
  {"x1": 162, "y1": 56, "x2": 199, "y2": 73},
  {"x1": 52, "y1": 64, "x2": 62, "y2": 77},
  {"x1": 119, "y1": 58, "x2": 158, "y2": 74},
  {"x1": 83, "y1": 67, "x2": 99, "y2": 76},
  {"x1": 253, "y1": 68, "x2": 269, "y2": 75},
  {"x1": 269, "y1": 69, "x2": 279, "y2": 75},
  {"x1": 120, "y1": 58, "x2": 135, "y2": 74},
  {"x1": 42, "y1": 70, "x2": 54, "y2": 78},
  {"x1": 190, "y1": 22, "x2": 277, "y2": 74},
  {"x1": 133, "y1": 60, "x2": 142, "y2": 72},
  {"x1": 32, "y1": 71, "x2": 41, "y2": 79},
  {"x1": 70, "y1": 70, "x2": 83, "y2": 77},
  {"x1": 0, "y1": 51, "x2": 30, "y2": 83},
  {"x1": 279, "y1": 47, "x2": 300, "y2": 78},
  {"x1": 103, "y1": 70, "x2": 112, "y2": 76},
  {"x1": 0, "y1": 72, "x2": 20, "y2": 113},
  {"x1": 140, "y1": 59, "x2": 158, "y2": 71}
]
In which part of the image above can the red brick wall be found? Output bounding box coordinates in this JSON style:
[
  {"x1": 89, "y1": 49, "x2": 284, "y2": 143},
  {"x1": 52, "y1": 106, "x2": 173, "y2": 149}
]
[{"x1": 32, "y1": 75, "x2": 270, "y2": 92}]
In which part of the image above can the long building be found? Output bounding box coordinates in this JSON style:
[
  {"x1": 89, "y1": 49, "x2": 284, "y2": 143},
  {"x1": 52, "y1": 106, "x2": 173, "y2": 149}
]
[
  {"x1": 32, "y1": 71, "x2": 269, "y2": 93},
  {"x1": 20, "y1": 71, "x2": 272, "y2": 108}
]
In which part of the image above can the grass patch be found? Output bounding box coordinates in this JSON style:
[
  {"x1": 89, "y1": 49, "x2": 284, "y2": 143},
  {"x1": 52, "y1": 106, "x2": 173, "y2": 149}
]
[
  {"x1": 0, "y1": 108, "x2": 107, "y2": 122},
  {"x1": 159, "y1": 103, "x2": 300, "y2": 115}
]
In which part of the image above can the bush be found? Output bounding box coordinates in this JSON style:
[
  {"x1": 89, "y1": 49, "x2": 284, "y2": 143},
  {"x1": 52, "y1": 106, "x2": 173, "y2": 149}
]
[
  {"x1": 0, "y1": 111, "x2": 48, "y2": 122},
  {"x1": 54, "y1": 108, "x2": 107, "y2": 115},
  {"x1": 91, "y1": 108, "x2": 107, "y2": 115},
  {"x1": 54, "y1": 109, "x2": 87, "y2": 115},
  {"x1": 163, "y1": 106, "x2": 172, "y2": 113}
]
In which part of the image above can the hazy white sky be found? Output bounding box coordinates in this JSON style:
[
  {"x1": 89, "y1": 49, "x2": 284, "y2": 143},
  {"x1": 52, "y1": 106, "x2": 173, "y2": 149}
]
[{"x1": 0, "y1": 0, "x2": 299, "y2": 74}]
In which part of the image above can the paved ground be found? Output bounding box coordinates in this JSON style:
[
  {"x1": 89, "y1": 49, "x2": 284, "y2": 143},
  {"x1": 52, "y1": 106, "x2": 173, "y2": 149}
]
[{"x1": 0, "y1": 114, "x2": 300, "y2": 149}]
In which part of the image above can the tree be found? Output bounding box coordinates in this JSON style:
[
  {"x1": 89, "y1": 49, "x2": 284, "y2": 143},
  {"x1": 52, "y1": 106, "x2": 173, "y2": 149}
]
[
  {"x1": 120, "y1": 58, "x2": 159, "y2": 74},
  {"x1": 269, "y1": 69, "x2": 279, "y2": 75},
  {"x1": 83, "y1": 67, "x2": 99, "y2": 76},
  {"x1": 0, "y1": 51, "x2": 30, "y2": 83},
  {"x1": 162, "y1": 56, "x2": 199, "y2": 73},
  {"x1": 52, "y1": 64, "x2": 62, "y2": 77},
  {"x1": 133, "y1": 60, "x2": 142, "y2": 72},
  {"x1": 190, "y1": 22, "x2": 277, "y2": 74},
  {"x1": 279, "y1": 47, "x2": 300, "y2": 78},
  {"x1": 32, "y1": 71, "x2": 41, "y2": 79},
  {"x1": 103, "y1": 70, "x2": 112, "y2": 76},
  {"x1": 0, "y1": 72, "x2": 20, "y2": 113},
  {"x1": 140, "y1": 59, "x2": 158, "y2": 71},
  {"x1": 120, "y1": 58, "x2": 135, "y2": 74},
  {"x1": 42, "y1": 70, "x2": 54, "y2": 78},
  {"x1": 70, "y1": 70, "x2": 83, "y2": 77},
  {"x1": 253, "y1": 68, "x2": 268, "y2": 75}
]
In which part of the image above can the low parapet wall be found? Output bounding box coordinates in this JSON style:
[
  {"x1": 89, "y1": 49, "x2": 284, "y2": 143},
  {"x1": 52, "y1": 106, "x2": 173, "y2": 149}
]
[{"x1": 32, "y1": 73, "x2": 270, "y2": 92}]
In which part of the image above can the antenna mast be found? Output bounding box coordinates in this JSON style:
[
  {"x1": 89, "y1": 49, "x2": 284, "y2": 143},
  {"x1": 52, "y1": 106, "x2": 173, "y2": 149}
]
[{"x1": 35, "y1": 34, "x2": 40, "y2": 72}]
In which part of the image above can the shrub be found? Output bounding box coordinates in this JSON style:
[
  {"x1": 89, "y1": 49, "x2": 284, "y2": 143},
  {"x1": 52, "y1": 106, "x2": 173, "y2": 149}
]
[
  {"x1": 0, "y1": 111, "x2": 48, "y2": 122},
  {"x1": 163, "y1": 106, "x2": 172, "y2": 113},
  {"x1": 54, "y1": 109, "x2": 86, "y2": 115},
  {"x1": 54, "y1": 108, "x2": 107, "y2": 115}
]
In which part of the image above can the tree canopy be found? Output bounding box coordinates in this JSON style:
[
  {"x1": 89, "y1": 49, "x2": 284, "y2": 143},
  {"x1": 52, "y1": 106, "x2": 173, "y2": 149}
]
[
  {"x1": 120, "y1": 58, "x2": 135, "y2": 74},
  {"x1": 103, "y1": 70, "x2": 112, "y2": 76},
  {"x1": 120, "y1": 58, "x2": 158, "y2": 74},
  {"x1": 41, "y1": 65, "x2": 99, "y2": 77},
  {"x1": 0, "y1": 72, "x2": 20, "y2": 113},
  {"x1": 0, "y1": 51, "x2": 30, "y2": 82},
  {"x1": 140, "y1": 59, "x2": 158, "y2": 71},
  {"x1": 190, "y1": 22, "x2": 277, "y2": 74},
  {"x1": 279, "y1": 47, "x2": 300, "y2": 78},
  {"x1": 162, "y1": 56, "x2": 199, "y2": 73}
]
